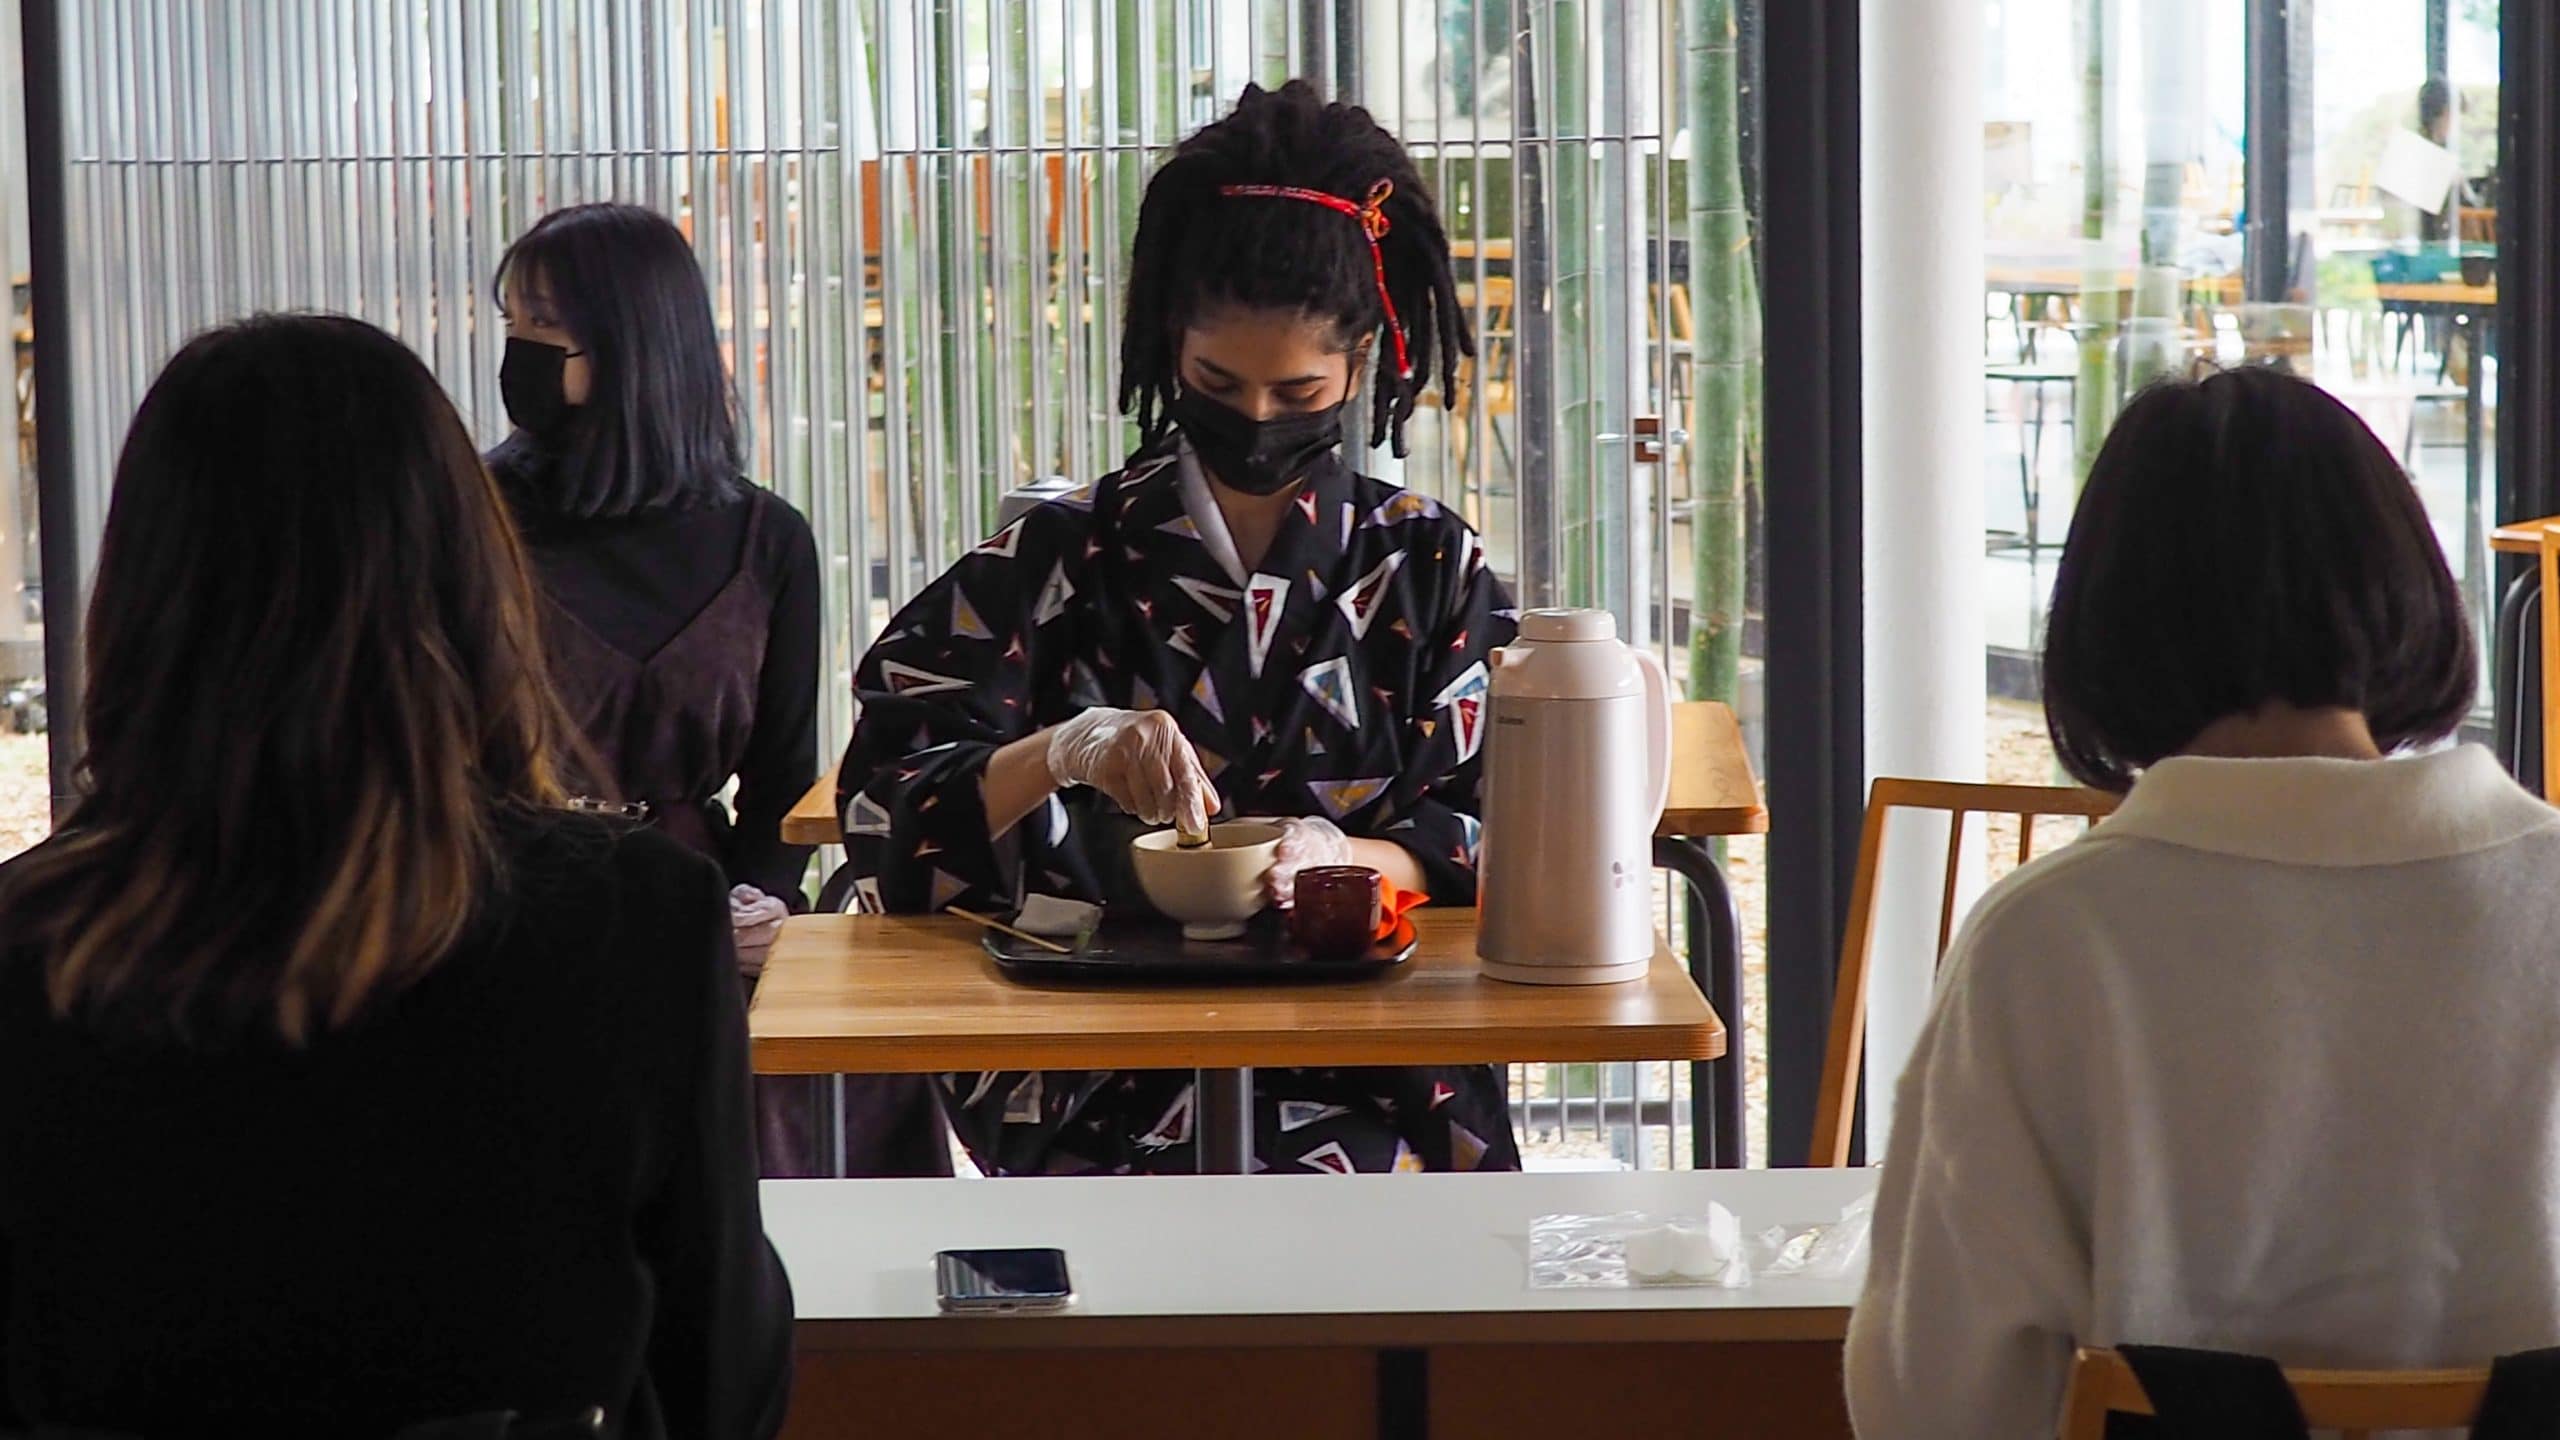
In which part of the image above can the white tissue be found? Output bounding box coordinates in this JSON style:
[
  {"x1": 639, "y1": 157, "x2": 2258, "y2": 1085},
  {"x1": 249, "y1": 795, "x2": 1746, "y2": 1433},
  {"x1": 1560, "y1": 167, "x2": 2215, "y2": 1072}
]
[
  {"x1": 1679, "y1": 1204, "x2": 1742, "y2": 1267},
  {"x1": 1626, "y1": 1204, "x2": 1743, "y2": 1283},
  {"x1": 1014, "y1": 895, "x2": 1102, "y2": 938},
  {"x1": 1623, "y1": 1225, "x2": 1682, "y2": 1281}
]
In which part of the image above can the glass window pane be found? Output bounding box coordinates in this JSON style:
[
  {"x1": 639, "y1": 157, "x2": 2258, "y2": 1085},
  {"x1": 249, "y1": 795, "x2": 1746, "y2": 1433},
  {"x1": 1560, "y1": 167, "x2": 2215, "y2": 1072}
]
[{"x1": 1982, "y1": 0, "x2": 2506, "y2": 794}]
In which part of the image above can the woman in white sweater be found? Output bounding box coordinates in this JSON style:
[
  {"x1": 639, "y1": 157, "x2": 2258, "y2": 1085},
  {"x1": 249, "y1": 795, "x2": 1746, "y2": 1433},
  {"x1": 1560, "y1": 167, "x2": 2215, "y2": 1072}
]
[{"x1": 1845, "y1": 366, "x2": 2560, "y2": 1436}]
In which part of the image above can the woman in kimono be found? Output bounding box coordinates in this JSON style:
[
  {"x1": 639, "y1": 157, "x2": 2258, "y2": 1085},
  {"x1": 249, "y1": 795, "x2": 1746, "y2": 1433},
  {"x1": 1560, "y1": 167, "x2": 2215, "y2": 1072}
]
[{"x1": 840, "y1": 80, "x2": 1520, "y2": 1177}]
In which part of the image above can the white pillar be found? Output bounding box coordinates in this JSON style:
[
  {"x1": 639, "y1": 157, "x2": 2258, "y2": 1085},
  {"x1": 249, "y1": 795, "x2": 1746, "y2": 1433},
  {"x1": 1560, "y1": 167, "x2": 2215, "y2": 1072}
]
[{"x1": 1860, "y1": 0, "x2": 1985, "y2": 1151}]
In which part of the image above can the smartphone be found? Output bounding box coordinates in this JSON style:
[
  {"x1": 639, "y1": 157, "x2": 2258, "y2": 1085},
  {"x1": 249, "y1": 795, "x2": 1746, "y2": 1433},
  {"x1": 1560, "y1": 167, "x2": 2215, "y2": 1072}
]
[{"x1": 935, "y1": 1247, "x2": 1076, "y2": 1314}]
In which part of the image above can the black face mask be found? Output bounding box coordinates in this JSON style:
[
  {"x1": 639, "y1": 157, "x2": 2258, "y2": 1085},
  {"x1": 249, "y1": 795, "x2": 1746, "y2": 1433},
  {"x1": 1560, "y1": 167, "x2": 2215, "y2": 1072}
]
[
  {"x1": 500, "y1": 337, "x2": 583, "y2": 441},
  {"x1": 1169, "y1": 387, "x2": 1347, "y2": 497}
]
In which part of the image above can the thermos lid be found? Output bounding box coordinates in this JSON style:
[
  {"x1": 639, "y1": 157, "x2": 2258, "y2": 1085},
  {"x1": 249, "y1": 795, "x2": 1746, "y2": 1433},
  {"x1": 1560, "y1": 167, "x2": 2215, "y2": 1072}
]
[{"x1": 1518, "y1": 607, "x2": 1617, "y2": 643}]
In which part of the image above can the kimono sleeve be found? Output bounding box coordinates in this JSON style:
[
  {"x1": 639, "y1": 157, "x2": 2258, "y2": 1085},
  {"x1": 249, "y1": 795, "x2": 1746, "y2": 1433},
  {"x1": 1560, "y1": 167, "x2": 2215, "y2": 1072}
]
[
  {"x1": 1382, "y1": 532, "x2": 1515, "y2": 906},
  {"x1": 838, "y1": 506, "x2": 1086, "y2": 913}
]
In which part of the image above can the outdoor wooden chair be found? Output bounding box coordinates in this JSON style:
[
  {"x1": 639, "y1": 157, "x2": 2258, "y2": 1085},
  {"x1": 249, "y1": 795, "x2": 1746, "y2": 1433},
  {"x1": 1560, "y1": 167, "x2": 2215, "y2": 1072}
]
[
  {"x1": 2059, "y1": 1347, "x2": 2495, "y2": 1439},
  {"x1": 1436, "y1": 273, "x2": 1516, "y2": 481},
  {"x1": 1808, "y1": 777, "x2": 2120, "y2": 1168}
]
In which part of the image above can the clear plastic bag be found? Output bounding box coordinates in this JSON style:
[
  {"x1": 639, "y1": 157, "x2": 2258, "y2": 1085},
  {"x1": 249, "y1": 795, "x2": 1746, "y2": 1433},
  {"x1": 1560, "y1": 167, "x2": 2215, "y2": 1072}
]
[
  {"x1": 1528, "y1": 1207, "x2": 1752, "y2": 1290},
  {"x1": 1750, "y1": 1192, "x2": 1876, "y2": 1281},
  {"x1": 1527, "y1": 1193, "x2": 1876, "y2": 1292}
]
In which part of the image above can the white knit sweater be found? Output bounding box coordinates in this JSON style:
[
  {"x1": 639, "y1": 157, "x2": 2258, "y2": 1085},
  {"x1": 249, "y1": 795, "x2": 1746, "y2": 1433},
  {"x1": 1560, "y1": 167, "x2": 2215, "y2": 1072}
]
[{"x1": 1845, "y1": 746, "x2": 2560, "y2": 1437}]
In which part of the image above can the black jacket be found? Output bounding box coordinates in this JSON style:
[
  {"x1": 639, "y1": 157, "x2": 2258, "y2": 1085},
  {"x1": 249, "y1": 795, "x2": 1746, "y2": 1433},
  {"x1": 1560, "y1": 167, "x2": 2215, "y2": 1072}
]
[{"x1": 0, "y1": 816, "x2": 793, "y2": 1439}]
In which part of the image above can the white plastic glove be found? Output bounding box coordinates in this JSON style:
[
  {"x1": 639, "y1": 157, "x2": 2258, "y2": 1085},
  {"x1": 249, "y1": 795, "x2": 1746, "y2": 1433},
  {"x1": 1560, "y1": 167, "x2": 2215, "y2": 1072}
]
[
  {"x1": 730, "y1": 884, "x2": 789, "y2": 980},
  {"x1": 1044, "y1": 706, "x2": 1220, "y2": 835},
  {"x1": 1264, "y1": 816, "x2": 1355, "y2": 906}
]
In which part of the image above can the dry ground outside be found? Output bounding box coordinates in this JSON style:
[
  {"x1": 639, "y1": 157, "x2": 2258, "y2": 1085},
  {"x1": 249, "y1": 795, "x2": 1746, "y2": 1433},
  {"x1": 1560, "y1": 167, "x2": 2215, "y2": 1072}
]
[{"x1": 1, "y1": 733, "x2": 45, "y2": 861}]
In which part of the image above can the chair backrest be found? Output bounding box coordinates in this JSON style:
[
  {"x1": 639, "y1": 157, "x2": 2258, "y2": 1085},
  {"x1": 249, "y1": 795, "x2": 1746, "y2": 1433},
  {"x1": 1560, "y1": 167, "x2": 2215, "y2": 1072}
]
[
  {"x1": 2540, "y1": 525, "x2": 2560, "y2": 805},
  {"x1": 2058, "y1": 1347, "x2": 2491, "y2": 1440},
  {"x1": 1808, "y1": 777, "x2": 2120, "y2": 1168}
]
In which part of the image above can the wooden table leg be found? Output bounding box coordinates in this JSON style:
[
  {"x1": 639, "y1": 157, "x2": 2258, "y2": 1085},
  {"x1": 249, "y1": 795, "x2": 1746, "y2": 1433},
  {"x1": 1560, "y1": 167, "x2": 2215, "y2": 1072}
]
[
  {"x1": 1197, "y1": 1067, "x2": 1253, "y2": 1174},
  {"x1": 1656, "y1": 837, "x2": 1745, "y2": 1169},
  {"x1": 1377, "y1": 1347, "x2": 1427, "y2": 1440},
  {"x1": 810, "y1": 1075, "x2": 848, "y2": 1177}
]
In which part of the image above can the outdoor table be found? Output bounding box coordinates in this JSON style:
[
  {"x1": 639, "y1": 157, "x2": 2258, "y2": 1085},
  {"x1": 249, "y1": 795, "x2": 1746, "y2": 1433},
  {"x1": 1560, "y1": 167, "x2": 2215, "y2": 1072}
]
[
  {"x1": 769, "y1": 1165, "x2": 1871, "y2": 1440},
  {"x1": 750, "y1": 910, "x2": 1725, "y2": 1176},
  {"x1": 2377, "y1": 281, "x2": 2499, "y2": 651},
  {"x1": 1983, "y1": 262, "x2": 2244, "y2": 303},
  {"x1": 783, "y1": 701, "x2": 1767, "y2": 1166}
]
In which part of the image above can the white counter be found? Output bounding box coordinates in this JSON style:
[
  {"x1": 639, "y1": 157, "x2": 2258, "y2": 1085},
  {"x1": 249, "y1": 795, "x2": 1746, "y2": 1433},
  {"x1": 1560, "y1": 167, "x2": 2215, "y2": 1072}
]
[{"x1": 765, "y1": 1168, "x2": 1876, "y2": 1349}]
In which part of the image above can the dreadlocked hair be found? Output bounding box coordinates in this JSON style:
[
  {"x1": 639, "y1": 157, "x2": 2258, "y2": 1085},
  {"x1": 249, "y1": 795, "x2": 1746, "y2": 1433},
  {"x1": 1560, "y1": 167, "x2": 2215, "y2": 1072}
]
[{"x1": 1118, "y1": 79, "x2": 1473, "y2": 459}]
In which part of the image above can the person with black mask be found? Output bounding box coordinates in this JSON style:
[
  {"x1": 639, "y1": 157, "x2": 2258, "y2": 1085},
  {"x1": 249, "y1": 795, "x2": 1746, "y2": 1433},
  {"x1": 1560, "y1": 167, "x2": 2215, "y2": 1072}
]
[
  {"x1": 486, "y1": 204, "x2": 939, "y2": 1179},
  {"x1": 839, "y1": 81, "x2": 1520, "y2": 1178}
]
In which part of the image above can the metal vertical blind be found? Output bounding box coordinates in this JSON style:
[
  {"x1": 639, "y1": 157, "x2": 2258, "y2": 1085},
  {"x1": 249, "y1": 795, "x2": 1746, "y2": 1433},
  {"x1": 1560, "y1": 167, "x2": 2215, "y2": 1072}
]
[{"x1": 47, "y1": 0, "x2": 1751, "y2": 1167}]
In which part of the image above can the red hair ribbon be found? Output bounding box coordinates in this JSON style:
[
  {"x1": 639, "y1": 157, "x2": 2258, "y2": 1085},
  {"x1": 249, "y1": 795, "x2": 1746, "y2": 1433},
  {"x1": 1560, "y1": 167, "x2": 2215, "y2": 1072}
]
[{"x1": 1217, "y1": 178, "x2": 1414, "y2": 381}]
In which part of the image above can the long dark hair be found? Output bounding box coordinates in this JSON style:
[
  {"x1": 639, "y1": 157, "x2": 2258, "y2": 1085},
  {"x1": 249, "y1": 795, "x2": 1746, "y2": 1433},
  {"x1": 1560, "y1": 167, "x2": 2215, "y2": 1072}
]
[
  {"x1": 487, "y1": 203, "x2": 745, "y2": 518},
  {"x1": 1119, "y1": 80, "x2": 1472, "y2": 457},
  {"x1": 2043, "y1": 365, "x2": 2475, "y2": 791},
  {"x1": 0, "y1": 315, "x2": 581, "y2": 1045}
]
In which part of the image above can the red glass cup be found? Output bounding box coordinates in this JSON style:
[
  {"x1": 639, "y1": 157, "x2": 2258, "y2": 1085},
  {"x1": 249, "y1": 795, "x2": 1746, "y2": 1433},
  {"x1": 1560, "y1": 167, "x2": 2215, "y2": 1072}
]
[{"x1": 1291, "y1": 866, "x2": 1383, "y2": 958}]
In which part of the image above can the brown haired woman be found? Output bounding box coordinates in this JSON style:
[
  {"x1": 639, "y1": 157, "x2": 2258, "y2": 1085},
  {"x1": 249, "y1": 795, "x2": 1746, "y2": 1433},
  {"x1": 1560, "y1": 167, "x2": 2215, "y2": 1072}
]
[{"x1": 0, "y1": 316, "x2": 792, "y2": 1437}]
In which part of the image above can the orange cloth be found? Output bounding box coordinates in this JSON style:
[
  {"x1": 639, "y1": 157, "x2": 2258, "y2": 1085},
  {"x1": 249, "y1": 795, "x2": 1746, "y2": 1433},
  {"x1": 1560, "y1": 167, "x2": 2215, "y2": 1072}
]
[{"x1": 1375, "y1": 878, "x2": 1428, "y2": 940}]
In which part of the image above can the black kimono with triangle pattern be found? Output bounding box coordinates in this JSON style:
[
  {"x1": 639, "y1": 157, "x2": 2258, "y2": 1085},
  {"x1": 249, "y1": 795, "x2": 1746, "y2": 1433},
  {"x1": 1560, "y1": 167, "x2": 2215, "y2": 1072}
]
[{"x1": 839, "y1": 445, "x2": 1523, "y2": 1175}]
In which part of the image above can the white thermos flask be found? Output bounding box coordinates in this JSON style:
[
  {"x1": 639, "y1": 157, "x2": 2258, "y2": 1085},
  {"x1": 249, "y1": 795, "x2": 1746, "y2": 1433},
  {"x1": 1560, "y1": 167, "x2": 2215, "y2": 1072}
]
[{"x1": 1476, "y1": 608, "x2": 1673, "y2": 984}]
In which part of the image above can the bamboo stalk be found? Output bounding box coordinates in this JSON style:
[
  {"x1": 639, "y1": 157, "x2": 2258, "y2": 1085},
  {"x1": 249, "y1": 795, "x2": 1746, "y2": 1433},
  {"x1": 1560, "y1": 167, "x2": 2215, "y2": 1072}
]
[
  {"x1": 2072, "y1": 0, "x2": 2121, "y2": 490},
  {"x1": 1684, "y1": 0, "x2": 1750, "y2": 704}
]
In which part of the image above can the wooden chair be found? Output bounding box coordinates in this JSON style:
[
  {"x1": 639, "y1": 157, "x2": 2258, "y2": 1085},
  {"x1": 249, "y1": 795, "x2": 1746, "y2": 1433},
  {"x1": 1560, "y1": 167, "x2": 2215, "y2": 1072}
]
[
  {"x1": 14, "y1": 337, "x2": 32, "y2": 471},
  {"x1": 2059, "y1": 1347, "x2": 2493, "y2": 1439},
  {"x1": 1435, "y1": 274, "x2": 1516, "y2": 481},
  {"x1": 2540, "y1": 524, "x2": 2560, "y2": 804},
  {"x1": 1808, "y1": 777, "x2": 2120, "y2": 1168}
]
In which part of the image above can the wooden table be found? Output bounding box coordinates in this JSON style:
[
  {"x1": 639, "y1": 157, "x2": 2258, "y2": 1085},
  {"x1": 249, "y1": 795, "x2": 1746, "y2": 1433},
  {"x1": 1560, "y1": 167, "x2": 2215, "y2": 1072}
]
[
  {"x1": 2375, "y1": 280, "x2": 2498, "y2": 309},
  {"x1": 783, "y1": 700, "x2": 1765, "y2": 1166},
  {"x1": 752, "y1": 909, "x2": 1724, "y2": 1174},
  {"x1": 1985, "y1": 263, "x2": 2242, "y2": 298},
  {"x1": 770, "y1": 1167, "x2": 1871, "y2": 1439},
  {"x1": 1649, "y1": 701, "x2": 1763, "y2": 1168},
  {"x1": 784, "y1": 759, "x2": 847, "y2": 846},
  {"x1": 2380, "y1": 281, "x2": 2500, "y2": 675}
]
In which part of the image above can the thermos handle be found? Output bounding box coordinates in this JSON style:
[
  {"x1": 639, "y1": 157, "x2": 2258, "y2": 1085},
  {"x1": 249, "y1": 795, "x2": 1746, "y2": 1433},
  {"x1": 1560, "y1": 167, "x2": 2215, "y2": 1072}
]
[{"x1": 1632, "y1": 646, "x2": 1673, "y2": 827}]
